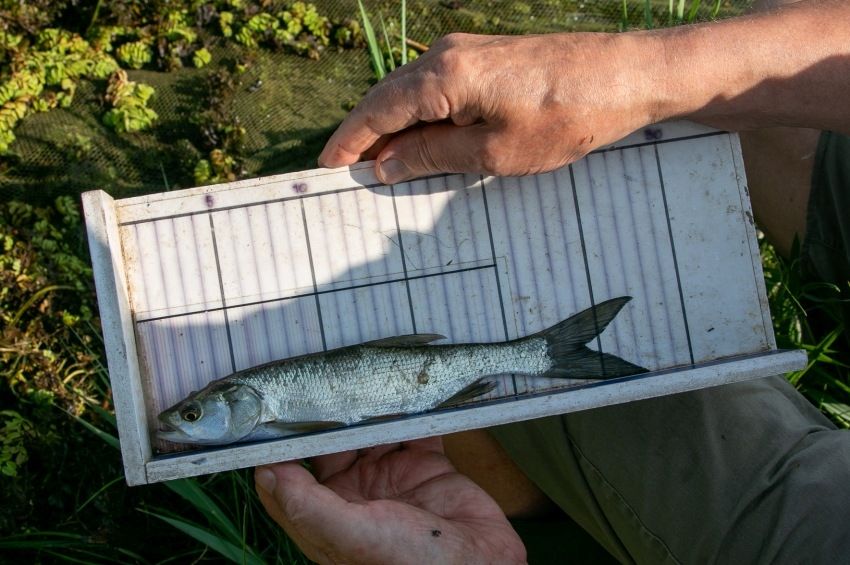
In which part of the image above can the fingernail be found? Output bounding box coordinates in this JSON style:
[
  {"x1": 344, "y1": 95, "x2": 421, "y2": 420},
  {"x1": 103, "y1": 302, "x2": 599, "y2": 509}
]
[
  {"x1": 255, "y1": 468, "x2": 277, "y2": 493},
  {"x1": 379, "y1": 158, "x2": 412, "y2": 184}
]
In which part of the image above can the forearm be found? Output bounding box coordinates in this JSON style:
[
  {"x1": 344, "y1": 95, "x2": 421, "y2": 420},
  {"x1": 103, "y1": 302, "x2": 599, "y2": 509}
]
[{"x1": 646, "y1": 0, "x2": 850, "y2": 133}]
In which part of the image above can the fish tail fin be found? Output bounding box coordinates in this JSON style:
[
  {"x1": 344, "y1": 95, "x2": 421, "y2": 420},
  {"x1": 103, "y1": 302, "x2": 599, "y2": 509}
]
[{"x1": 541, "y1": 296, "x2": 647, "y2": 380}]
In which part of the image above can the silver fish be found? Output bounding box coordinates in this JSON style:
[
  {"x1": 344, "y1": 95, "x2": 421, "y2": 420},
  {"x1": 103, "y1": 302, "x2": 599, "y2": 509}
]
[{"x1": 157, "y1": 296, "x2": 644, "y2": 445}]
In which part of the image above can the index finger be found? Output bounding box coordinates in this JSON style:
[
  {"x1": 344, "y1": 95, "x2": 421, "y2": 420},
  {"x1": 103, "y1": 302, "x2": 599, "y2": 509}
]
[{"x1": 318, "y1": 70, "x2": 445, "y2": 168}]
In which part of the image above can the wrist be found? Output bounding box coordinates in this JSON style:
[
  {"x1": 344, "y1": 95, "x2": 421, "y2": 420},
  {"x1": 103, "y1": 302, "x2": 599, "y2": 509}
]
[
  {"x1": 608, "y1": 31, "x2": 673, "y2": 129},
  {"x1": 646, "y1": 21, "x2": 755, "y2": 128}
]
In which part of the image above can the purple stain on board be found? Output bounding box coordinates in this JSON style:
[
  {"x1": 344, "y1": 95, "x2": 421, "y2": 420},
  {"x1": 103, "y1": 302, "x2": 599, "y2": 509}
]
[
  {"x1": 292, "y1": 182, "x2": 308, "y2": 194},
  {"x1": 204, "y1": 194, "x2": 215, "y2": 207},
  {"x1": 644, "y1": 127, "x2": 663, "y2": 141}
]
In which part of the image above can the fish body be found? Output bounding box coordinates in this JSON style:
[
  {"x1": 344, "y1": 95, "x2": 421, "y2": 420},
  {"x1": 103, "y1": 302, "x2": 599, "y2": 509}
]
[
  {"x1": 231, "y1": 337, "x2": 550, "y2": 424},
  {"x1": 157, "y1": 296, "x2": 645, "y2": 445}
]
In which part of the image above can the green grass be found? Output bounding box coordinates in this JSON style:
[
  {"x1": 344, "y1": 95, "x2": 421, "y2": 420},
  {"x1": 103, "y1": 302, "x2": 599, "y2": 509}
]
[
  {"x1": 358, "y1": 0, "x2": 411, "y2": 80},
  {"x1": 761, "y1": 236, "x2": 850, "y2": 427}
]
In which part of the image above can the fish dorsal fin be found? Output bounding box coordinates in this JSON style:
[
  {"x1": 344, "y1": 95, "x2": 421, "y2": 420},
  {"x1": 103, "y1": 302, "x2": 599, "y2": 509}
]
[{"x1": 363, "y1": 334, "x2": 446, "y2": 347}]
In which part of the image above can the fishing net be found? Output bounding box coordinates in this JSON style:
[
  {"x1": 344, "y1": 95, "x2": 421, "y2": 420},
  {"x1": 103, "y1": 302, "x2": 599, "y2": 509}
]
[{"x1": 0, "y1": 0, "x2": 751, "y2": 203}]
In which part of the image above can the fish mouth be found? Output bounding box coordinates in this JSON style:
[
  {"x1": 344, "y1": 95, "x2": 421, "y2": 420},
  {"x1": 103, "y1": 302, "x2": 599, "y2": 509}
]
[{"x1": 156, "y1": 422, "x2": 191, "y2": 443}]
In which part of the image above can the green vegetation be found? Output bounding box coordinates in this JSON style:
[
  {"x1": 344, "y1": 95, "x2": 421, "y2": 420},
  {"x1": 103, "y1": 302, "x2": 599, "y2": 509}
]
[
  {"x1": 620, "y1": 0, "x2": 728, "y2": 29},
  {"x1": 102, "y1": 70, "x2": 159, "y2": 133},
  {"x1": 358, "y1": 0, "x2": 418, "y2": 80},
  {"x1": 0, "y1": 27, "x2": 119, "y2": 152},
  {"x1": 0, "y1": 0, "x2": 366, "y2": 194},
  {"x1": 2, "y1": 1, "x2": 848, "y2": 563},
  {"x1": 0, "y1": 196, "x2": 310, "y2": 562},
  {"x1": 762, "y1": 237, "x2": 850, "y2": 427}
]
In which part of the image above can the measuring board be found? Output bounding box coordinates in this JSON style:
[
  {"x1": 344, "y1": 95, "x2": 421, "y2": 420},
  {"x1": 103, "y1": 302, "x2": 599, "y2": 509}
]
[{"x1": 83, "y1": 121, "x2": 806, "y2": 485}]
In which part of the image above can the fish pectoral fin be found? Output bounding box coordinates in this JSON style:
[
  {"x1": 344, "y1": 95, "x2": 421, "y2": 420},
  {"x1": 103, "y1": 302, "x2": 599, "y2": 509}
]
[
  {"x1": 438, "y1": 380, "x2": 497, "y2": 408},
  {"x1": 363, "y1": 334, "x2": 447, "y2": 347},
  {"x1": 267, "y1": 420, "x2": 346, "y2": 434},
  {"x1": 360, "y1": 413, "x2": 407, "y2": 423}
]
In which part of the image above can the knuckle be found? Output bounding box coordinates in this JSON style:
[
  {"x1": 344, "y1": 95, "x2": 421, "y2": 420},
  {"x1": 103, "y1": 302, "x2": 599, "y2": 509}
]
[
  {"x1": 477, "y1": 137, "x2": 504, "y2": 174},
  {"x1": 434, "y1": 32, "x2": 470, "y2": 50},
  {"x1": 413, "y1": 128, "x2": 440, "y2": 169},
  {"x1": 280, "y1": 492, "x2": 306, "y2": 521},
  {"x1": 432, "y1": 48, "x2": 465, "y2": 78}
]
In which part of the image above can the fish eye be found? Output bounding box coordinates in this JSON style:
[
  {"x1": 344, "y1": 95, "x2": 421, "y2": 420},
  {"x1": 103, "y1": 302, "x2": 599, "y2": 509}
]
[{"x1": 180, "y1": 404, "x2": 202, "y2": 422}]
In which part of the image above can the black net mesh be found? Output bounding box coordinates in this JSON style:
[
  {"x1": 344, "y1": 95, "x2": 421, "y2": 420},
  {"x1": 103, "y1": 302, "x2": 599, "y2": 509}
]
[{"x1": 0, "y1": 0, "x2": 751, "y2": 203}]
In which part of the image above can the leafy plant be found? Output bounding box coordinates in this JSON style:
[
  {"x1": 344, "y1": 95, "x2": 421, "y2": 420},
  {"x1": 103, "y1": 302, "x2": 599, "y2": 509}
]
[
  {"x1": 193, "y1": 65, "x2": 247, "y2": 185},
  {"x1": 114, "y1": 38, "x2": 153, "y2": 69},
  {"x1": 0, "y1": 27, "x2": 119, "y2": 152},
  {"x1": 0, "y1": 1, "x2": 364, "y2": 155},
  {"x1": 192, "y1": 46, "x2": 212, "y2": 68},
  {"x1": 0, "y1": 196, "x2": 114, "y2": 540},
  {"x1": 102, "y1": 68, "x2": 159, "y2": 133},
  {"x1": 0, "y1": 410, "x2": 34, "y2": 477}
]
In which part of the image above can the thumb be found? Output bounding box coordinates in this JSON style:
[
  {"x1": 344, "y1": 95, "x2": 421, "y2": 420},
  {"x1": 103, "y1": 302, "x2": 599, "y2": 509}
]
[
  {"x1": 376, "y1": 122, "x2": 497, "y2": 184},
  {"x1": 255, "y1": 463, "x2": 359, "y2": 562}
]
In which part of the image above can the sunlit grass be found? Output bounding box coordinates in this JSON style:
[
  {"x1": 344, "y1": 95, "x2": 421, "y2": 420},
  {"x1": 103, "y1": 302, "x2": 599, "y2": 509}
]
[{"x1": 359, "y1": 0, "x2": 410, "y2": 80}]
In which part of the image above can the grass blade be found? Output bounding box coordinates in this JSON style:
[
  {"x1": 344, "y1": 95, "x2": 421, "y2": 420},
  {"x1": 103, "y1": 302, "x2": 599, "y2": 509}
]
[
  {"x1": 0, "y1": 531, "x2": 85, "y2": 550},
  {"x1": 687, "y1": 0, "x2": 703, "y2": 22},
  {"x1": 77, "y1": 475, "x2": 123, "y2": 513},
  {"x1": 379, "y1": 13, "x2": 395, "y2": 72},
  {"x1": 711, "y1": 0, "x2": 723, "y2": 17},
  {"x1": 67, "y1": 410, "x2": 120, "y2": 450},
  {"x1": 11, "y1": 285, "x2": 72, "y2": 326},
  {"x1": 822, "y1": 401, "x2": 850, "y2": 427},
  {"x1": 401, "y1": 0, "x2": 407, "y2": 65},
  {"x1": 163, "y1": 478, "x2": 243, "y2": 546},
  {"x1": 143, "y1": 509, "x2": 263, "y2": 565},
  {"x1": 358, "y1": 0, "x2": 386, "y2": 79}
]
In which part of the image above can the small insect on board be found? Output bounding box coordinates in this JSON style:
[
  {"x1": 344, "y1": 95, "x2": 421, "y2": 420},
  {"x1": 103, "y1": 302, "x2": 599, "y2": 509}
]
[{"x1": 83, "y1": 121, "x2": 805, "y2": 485}]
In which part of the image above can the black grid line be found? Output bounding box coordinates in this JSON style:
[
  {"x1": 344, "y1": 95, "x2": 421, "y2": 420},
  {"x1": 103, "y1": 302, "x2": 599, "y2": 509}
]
[
  {"x1": 119, "y1": 182, "x2": 386, "y2": 227},
  {"x1": 208, "y1": 214, "x2": 236, "y2": 373},
  {"x1": 479, "y1": 176, "x2": 511, "y2": 342},
  {"x1": 118, "y1": 132, "x2": 727, "y2": 229},
  {"x1": 654, "y1": 144, "x2": 695, "y2": 365},
  {"x1": 300, "y1": 199, "x2": 327, "y2": 352},
  {"x1": 134, "y1": 263, "x2": 498, "y2": 324},
  {"x1": 389, "y1": 184, "x2": 418, "y2": 334},
  {"x1": 569, "y1": 163, "x2": 610, "y2": 375},
  {"x1": 593, "y1": 131, "x2": 723, "y2": 156},
  {"x1": 128, "y1": 137, "x2": 725, "y2": 273}
]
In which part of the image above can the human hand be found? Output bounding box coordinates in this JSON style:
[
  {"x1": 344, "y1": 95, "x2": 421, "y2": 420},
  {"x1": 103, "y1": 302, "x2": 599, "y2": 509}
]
[
  {"x1": 320, "y1": 1, "x2": 850, "y2": 185},
  {"x1": 255, "y1": 437, "x2": 526, "y2": 565},
  {"x1": 318, "y1": 32, "x2": 662, "y2": 184}
]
